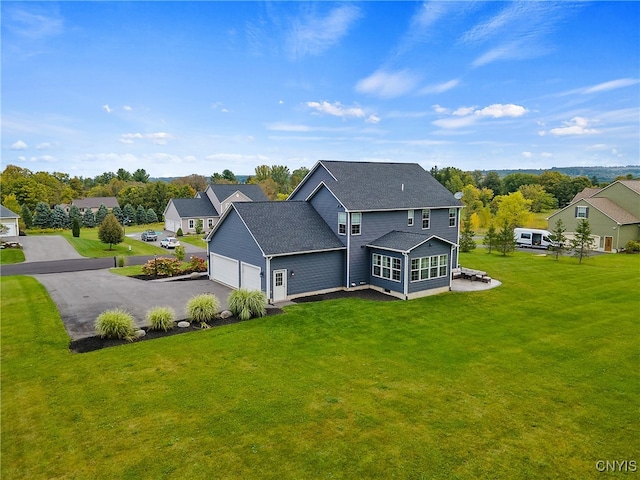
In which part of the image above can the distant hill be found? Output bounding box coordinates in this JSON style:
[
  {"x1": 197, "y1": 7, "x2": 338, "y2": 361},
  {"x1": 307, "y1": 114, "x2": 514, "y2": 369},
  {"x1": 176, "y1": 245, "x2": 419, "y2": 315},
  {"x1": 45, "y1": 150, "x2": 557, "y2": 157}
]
[{"x1": 485, "y1": 165, "x2": 640, "y2": 183}]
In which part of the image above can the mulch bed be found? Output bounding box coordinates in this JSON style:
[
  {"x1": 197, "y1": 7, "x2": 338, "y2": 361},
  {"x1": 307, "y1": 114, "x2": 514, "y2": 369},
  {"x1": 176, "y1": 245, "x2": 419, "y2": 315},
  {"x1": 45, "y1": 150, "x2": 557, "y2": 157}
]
[
  {"x1": 69, "y1": 307, "x2": 283, "y2": 354},
  {"x1": 292, "y1": 289, "x2": 399, "y2": 303}
]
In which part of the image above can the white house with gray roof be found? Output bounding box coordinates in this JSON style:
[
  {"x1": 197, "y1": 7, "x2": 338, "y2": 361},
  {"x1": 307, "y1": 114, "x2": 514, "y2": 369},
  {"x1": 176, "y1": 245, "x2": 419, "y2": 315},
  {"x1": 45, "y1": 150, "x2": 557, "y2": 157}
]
[
  {"x1": 206, "y1": 161, "x2": 463, "y2": 302},
  {"x1": 163, "y1": 183, "x2": 268, "y2": 234},
  {"x1": 0, "y1": 205, "x2": 20, "y2": 237}
]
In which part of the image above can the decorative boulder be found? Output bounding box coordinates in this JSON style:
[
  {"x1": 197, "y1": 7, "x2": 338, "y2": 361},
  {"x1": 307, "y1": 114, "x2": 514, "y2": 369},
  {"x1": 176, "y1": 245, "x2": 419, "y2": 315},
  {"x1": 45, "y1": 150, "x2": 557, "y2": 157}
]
[
  {"x1": 219, "y1": 310, "x2": 233, "y2": 319},
  {"x1": 134, "y1": 329, "x2": 146, "y2": 338},
  {"x1": 177, "y1": 321, "x2": 190, "y2": 328}
]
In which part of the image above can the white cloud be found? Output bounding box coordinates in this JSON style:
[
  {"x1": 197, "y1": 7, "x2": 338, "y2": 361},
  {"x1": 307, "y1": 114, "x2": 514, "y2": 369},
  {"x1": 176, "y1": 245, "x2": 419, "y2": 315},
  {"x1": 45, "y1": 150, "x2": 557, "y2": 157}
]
[
  {"x1": 102, "y1": 104, "x2": 112, "y2": 113},
  {"x1": 475, "y1": 104, "x2": 527, "y2": 118},
  {"x1": 583, "y1": 78, "x2": 639, "y2": 94},
  {"x1": 10, "y1": 140, "x2": 28, "y2": 150},
  {"x1": 541, "y1": 152, "x2": 553, "y2": 158},
  {"x1": 306, "y1": 101, "x2": 366, "y2": 119},
  {"x1": 366, "y1": 114, "x2": 381, "y2": 124},
  {"x1": 548, "y1": 117, "x2": 600, "y2": 136},
  {"x1": 36, "y1": 142, "x2": 53, "y2": 150},
  {"x1": 453, "y1": 106, "x2": 476, "y2": 116},
  {"x1": 123, "y1": 105, "x2": 133, "y2": 111},
  {"x1": 287, "y1": 4, "x2": 361, "y2": 59},
  {"x1": 432, "y1": 115, "x2": 479, "y2": 129},
  {"x1": 522, "y1": 151, "x2": 533, "y2": 158},
  {"x1": 419, "y1": 79, "x2": 460, "y2": 95},
  {"x1": 355, "y1": 70, "x2": 420, "y2": 99},
  {"x1": 119, "y1": 132, "x2": 174, "y2": 145},
  {"x1": 5, "y1": 6, "x2": 64, "y2": 41},
  {"x1": 432, "y1": 104, "x2": 450, "y2": 114}
]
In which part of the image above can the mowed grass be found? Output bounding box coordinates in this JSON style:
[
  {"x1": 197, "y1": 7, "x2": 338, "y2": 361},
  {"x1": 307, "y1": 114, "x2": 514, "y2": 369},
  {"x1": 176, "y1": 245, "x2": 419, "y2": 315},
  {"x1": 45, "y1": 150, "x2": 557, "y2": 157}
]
[
  {"x1": 1, "y1": 251, "x2": 638, "y2": 479},
  {"x1": 59, "y1": 224, "x2": 166, "y2": 257},
  {"x1": 0, "y1": 248, "x2": 25, "y2": 264}
]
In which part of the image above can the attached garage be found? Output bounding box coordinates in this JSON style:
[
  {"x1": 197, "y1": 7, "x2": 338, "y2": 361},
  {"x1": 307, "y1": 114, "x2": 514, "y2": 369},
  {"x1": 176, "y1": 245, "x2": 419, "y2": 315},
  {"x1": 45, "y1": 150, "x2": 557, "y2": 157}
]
[
  {"x1": 241, "y1": 262, "x2": 262, "y2": 291},
  {"x1": 210, "y1": 253, "x2": 239, "y2": 288}
]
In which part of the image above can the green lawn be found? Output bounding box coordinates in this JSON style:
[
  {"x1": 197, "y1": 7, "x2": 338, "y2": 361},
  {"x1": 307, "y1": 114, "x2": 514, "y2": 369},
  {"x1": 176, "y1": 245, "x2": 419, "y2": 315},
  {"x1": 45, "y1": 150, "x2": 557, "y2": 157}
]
[
  {"x1": 0, "y1": 248, "x2": 25, "y2": 264},
  {"x1": 1, "y1": 251, "x2": 638, "y2": 479},
  {"x1": 59, "y1": 225, "x2": 167, "y2": 258}
]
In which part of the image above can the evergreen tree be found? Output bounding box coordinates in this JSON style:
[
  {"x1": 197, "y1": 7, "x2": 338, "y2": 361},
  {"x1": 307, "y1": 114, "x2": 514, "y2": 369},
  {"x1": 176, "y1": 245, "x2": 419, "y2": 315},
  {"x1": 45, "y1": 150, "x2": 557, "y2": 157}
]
[
  {"x1": 136, "y1": 205, "x2": 148, "y2": 225},
  {"x1": 146, "y1": 208, "x2": 158, "y2": 223},
  {"x1": 549, "y1": 218, "x2": 567, "y2": 260},
  {"x1": 483, "y1": 222, "x2": 497, "y2": 254},
  {"x1": 20, "y1": 204, "x2": 33, "y2": 229},
  {"x1": 72, "y1": 216, "x2": 81, "y2": 238},
  {"x1": 95, "y1": 204, "x2": 108, "y2": 225},
  {"x1": 82, "y1": 209, "x2": 96, "y2": 228},
  {"x1": 570, "y1": 219, "x2": 595, "y2": 264},
  {"x1": 459, "y1": 208, "x2": 476, "y2": 252},
  {"x1": 98, "y1": 213, "x2": 124, "y2": 250},
  {"x1": 33, "y1": 201, "x2": 53, "y2": 228},
  {"x1": 51, "y1": 205, "x2": 69, "y2": 229},
  {"x1": 112, "y1": 206, "x2": 125, "y2": 225},
  {"x1": 123, "y1": 203, "x2": 136, "y2": 226},
  {"x1": 68, "y1": 204, "x2": 82, "y2": 226},
  {"x1": 496, "y1": 220, "x2": 516, "y2": 256}
]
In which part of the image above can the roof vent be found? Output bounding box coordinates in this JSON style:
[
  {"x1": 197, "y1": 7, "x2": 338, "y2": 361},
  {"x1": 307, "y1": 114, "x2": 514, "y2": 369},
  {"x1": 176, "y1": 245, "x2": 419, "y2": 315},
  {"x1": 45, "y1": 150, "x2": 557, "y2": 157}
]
[{"x1": 401, "y1": 183, "x2": 405, "y2": 192}]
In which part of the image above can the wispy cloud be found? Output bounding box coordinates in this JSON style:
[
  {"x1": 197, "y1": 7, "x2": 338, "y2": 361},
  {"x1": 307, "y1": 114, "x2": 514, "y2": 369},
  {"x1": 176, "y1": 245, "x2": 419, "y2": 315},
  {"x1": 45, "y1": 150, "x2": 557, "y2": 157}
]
[
  {"x1": 433, "y1": 103, "x2": 528, "y2": 129},
  {"x1": 355, "y1": 69, "x2": 420, "y2": 99},
  {"x1": 120, "y1": 132, "x2": 174, "y2": 145},
  {"x1": 4, "y1": 5, "x2": 64, "y2": 41},
  {"x1": 287, "y1": 4, "x2": 361, "y2": 60},
  {"x1": 305, "y1": 101, "x2": 379, "y2": 124},
  {"x1": 558, "y1": 78, "x2": 640, "y2": 96},
  {"x1": 419, "y1": 79, "x2": 460, "y2": 95},
  {"x1": 10, "y1": 140, "x2": 28, "y2": 150}
]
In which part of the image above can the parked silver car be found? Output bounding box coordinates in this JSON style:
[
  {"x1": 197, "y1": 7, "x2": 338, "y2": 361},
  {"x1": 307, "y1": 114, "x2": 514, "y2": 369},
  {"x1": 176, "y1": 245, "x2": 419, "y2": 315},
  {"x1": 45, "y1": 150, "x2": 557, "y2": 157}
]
[{"x1": 141, "y1": 229, "x2": 158, "y2": 242}]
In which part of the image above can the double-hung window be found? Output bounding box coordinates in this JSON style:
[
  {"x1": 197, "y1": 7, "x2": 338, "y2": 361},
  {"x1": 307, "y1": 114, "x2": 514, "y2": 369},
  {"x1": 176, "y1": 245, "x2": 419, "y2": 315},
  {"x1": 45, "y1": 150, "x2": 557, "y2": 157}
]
[
  {"x1": 372, "y1": 254, "x2": 401, "y2": 282},
  {"x1": 188, "y1": 219, "x2": 195, "y2": 229},
  {"x1": 338, "y1": 212, "x2": 347, "y2": 235},
  {"x1": 408, "y1": 210, "x2": 414, "y2": 226},
  {"x1": 576, "y1": 206, "x2": 589, "y2": 218},
  {"x1": 449, "y1": 208, "x2": 457, "y2": 227},
  {"x1": 351, "y1": 213, "x2": 362, "y2": 235},
  {"x1": 422, "y1": 209, "x2": 430, "y2": 229},
  {"x1": 410, "y1": 254, "x2": 448, "y2": 281}
]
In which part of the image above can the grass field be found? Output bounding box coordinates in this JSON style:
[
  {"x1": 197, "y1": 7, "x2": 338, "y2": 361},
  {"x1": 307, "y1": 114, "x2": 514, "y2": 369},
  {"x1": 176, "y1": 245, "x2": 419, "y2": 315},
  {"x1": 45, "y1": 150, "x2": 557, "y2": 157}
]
[
  {"x1": 58, "y1": 224, "x2": 167, "y2": 258},
  {"x1": 0, "y1": 248, "x2": 25, "y2": 264},
  {"x1": 1, "y1": 250, "x2": 638, "y2": 479}
]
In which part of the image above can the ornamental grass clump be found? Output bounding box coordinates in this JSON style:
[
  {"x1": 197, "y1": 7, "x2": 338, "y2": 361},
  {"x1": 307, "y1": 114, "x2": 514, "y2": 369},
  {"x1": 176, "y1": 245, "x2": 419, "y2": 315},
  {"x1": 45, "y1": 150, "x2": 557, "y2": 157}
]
[
  {"x1": 186, "y1": 294, "x2": 220, "y2": 328},
  {"x1": 147, "y1": 306, "x2": 175, "y2": 331},
  {"x1": 228, "y1": 289, "x2": 267, "y2": 321},
  {"x1": 95, "y1": 309, "x2": 136, "y2": 341}
]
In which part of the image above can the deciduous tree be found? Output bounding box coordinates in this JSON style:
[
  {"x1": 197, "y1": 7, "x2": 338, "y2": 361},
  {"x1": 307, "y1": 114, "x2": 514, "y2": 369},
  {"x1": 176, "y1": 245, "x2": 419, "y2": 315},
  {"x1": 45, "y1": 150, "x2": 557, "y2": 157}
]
[{"x1": 98, "y1": 213, "x2": 124, "y2": 250}]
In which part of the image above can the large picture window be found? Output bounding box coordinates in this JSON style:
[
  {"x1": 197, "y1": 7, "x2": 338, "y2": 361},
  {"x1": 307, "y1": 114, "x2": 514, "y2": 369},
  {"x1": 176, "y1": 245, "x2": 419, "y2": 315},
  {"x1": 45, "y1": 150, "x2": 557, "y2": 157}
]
[
  {"x1": 411, "y1": 254, "x2": 447, "y2": 282},
  {"x1": 372, "y1": 253, "x2": 401, "y2": 282}
]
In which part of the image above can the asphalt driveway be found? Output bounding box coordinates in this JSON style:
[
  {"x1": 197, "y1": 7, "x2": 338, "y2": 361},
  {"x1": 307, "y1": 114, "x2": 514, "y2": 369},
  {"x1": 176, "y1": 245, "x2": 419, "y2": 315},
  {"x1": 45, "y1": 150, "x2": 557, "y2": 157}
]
[
  {"x1": 34, "y1": 270, "x2": 233, "y2": 340},
  {"x1": 19, "y1": 235, "x2": 85, "y2": 262}
]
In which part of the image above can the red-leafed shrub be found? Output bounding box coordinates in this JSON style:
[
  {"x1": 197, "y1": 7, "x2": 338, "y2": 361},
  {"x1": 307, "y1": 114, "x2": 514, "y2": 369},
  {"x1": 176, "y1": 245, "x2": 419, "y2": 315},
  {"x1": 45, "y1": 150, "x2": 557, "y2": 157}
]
[{"x1": 142, "y1": 257, "x2": 182, "y2": 277}]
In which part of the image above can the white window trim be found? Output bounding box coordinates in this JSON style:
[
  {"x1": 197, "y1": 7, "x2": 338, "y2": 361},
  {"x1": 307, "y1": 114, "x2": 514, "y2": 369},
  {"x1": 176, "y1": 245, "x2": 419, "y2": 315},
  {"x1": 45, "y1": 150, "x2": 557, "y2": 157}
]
[
  {"x1": 351, "y1": 212, "x2": 362, "y2": 235},
  {"x1": 408, "y1": 209, "x2": 414, "y2": 226},
  {"x1": 338, "y1": 212, "x2": 347, "y2": 235},
  {"x1": 188, "y1": 219, "x2": 195, "y2": 229},
  {"x1": 410, "y1": 254, "x2": 448, "y2": 282},
  {"x1": 372, "y1": 253, "x2": 402, "y2": 283},
  {"x1": 449, "y1": 208, "x2": 457, "y2": 227},
  {"x1": 422, "y1": 209, "x2": 430, "y2": 229},
  {"x1": 576, "y1": 206, "x2": 588, "y2": 218}
]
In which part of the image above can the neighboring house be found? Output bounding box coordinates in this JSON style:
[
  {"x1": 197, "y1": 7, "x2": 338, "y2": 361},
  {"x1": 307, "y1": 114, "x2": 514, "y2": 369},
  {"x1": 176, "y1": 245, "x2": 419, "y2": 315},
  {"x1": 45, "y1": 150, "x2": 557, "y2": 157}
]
[
  {"x1": 0, "y1": 205, "x2": 20, "y2": 237},
  {"x1": 70, "y1": 197, "x2": 120, "y2": 214},
  {"x1": 163, "y1": 183, "x2": 268, "y2": 234},
  {"x1": 547, "y1": 180, "x2": 640, "y2": 252},
  {"x1": 206, "y1": 160, "x2": 463, "y2": 302}
]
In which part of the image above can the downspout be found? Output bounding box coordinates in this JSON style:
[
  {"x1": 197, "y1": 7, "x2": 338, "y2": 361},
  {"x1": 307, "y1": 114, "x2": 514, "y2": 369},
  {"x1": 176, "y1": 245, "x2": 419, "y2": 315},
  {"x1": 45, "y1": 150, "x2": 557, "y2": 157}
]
[
  {"x1": 403, "y1": 252, "x2": 409, "y2": 300},
  {"x1": 616, "y1": 223, "x2": 621, "y2": 252},
  {"x1": 346, "y1": 210, "x2": 351, "y2": 289},
  {"x1": 456, "y1": 207, "x2": 462, "y2": 267},
  {"x1": 266, "y1": 256, "x2": 272, "y2": 303}
]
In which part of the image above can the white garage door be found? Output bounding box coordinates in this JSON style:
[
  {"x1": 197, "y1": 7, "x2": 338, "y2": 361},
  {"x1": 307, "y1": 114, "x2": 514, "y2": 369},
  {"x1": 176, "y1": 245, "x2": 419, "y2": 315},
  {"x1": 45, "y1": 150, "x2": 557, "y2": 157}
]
[
  {"x1": 1, "y1": 223, "x2": 16, "y2": 237},
  {"x1": 210, "y1": 253, "x2": 239, "y2": 288},
  {"x1": 241, "y1": 262, "x2": 262, "y2": 291}
]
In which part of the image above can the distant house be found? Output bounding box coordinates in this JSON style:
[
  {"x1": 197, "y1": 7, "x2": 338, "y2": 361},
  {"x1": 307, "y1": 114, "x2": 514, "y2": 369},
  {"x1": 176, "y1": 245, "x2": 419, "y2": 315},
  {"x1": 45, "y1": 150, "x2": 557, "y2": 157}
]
[
  {"x1": 206, "y1": 160, "x2": 463, "y2": 302},
  {"x1": 163, "y1": 183, "x2": 268, "y2": 234},
  {"x1": 547, "y1": 180, "x2": 640, "y2": 252},
  {"x1": 71, "y1": 197, "x2": 119, "y2": 214},
  {"x1": 0, "y1": 205, "x2": 20, "y2": 237}
]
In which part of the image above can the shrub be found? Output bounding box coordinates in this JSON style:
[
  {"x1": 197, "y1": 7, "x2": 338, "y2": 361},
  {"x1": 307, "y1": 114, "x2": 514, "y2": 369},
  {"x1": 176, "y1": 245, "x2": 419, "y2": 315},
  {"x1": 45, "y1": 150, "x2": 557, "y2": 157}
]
[
  {"x1": 176, "y1": 227, "x2": 184, "y2": 237},
  {"x1": 117, "y1": 255, "x2": 127, "y2": 267},
  {"x1": 186, "y1": 294, "x2": 220, "y2": 327},
  {"x1": 187, "y1": 255, "x2": 207, "y2": 273},
  {"x1": 228, "y1": 289, "x2": 267, "y2": 321},
  {"x1": 95, "y1": 309, "x2": 136, "y2": 340},
  {"x1": 174, "y1": 245, "x2": 186, "y2": 261},
  {"x1": 624, "y1": 240, "x2": 640, "y2": 253},
  {"x1": 141, "y1": 257, "x2": 181, "y2": 277},
  {"x1": 147, "y1": 306, "x2": 175, "y2": 331}
]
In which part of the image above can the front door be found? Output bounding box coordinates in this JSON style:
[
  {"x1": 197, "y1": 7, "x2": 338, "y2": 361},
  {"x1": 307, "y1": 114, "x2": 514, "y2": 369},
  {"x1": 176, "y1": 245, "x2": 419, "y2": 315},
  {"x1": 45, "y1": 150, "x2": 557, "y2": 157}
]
[
  {"x1": 273, "y1": 269, "x2": 287, "y2": 302},
  {"x1": 604, "y1": 236, "x2": 613, "y2": 252}
]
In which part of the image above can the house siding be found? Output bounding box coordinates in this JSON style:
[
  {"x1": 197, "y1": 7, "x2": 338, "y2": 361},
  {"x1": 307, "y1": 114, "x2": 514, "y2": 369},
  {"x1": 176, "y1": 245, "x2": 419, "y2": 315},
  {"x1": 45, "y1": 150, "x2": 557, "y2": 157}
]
[
  {"x1": 208, "y1": 209, "x2": 266, "y2": 291},
  {"x1": 594, "y1": 183, "x2": 640, "y2": 218},
  {"x1": 549, "y1": 200, "x2": 611, "y2": 251},
  {"x1": 308, "y1": 185, "x2": 347, "y2": 244},
  {"x1": 270, "y1": 250, "x2": 345, "y2": 298},
  {"x1": 289, "y1": 167, "x2": 336, "y2": 202}
]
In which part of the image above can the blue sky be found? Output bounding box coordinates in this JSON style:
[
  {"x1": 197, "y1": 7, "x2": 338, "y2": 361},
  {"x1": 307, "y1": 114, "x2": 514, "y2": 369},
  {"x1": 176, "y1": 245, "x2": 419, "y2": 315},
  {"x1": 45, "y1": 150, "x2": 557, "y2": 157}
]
[{"x1": 2, "y1": 1, "x2": 639, "y2": 178}]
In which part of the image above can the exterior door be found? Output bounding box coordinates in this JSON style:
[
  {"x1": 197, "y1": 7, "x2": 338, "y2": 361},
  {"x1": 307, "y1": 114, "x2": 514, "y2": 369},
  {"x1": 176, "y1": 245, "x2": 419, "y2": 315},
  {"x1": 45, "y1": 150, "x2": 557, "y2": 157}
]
[
  {"x1": 273, "y1": 269, "x2": 287, "y2": 302},
  {"x1": 604, "y1": 236, "x2": 613, "y2": 252}
]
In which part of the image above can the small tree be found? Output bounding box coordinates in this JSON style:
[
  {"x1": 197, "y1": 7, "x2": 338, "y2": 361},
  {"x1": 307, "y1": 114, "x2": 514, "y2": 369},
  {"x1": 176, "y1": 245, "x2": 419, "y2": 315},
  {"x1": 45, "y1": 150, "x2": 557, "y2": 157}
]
[
  {"x1": 112, "y1": 206, "x2": 125, "y2": 225},
  {"x1": 98, "y1": 213, "x2": 124, "y2": 250},
  {"x1": 20, "y1": 204, "x2": 33, "y2": 229},
  {"x1": 496, "y1": 220, "x2": 516, "y2": 256},
  {"x1": 570, "y1": 219, "x2": 595, "y2": 264},
  {"x1": 123, "y1": 203, "x2": 136, "y2": 225},
  {"x1": 72, "y1": 216, "x2": 81, "y2": 238},
  {"x1": 136, "y1": 205, "x2": 148, "y2": 225},
  {"x1": 174, "y1": 245, "x2": 186, "y2": 261},
  {"x1": 549, "y1": 218, "x2": 567, "y2": 260},
  {"x1": 82, "y1": 209, "x2": 96, "y2": 228},
  {"x1": 459, "y1": 208, "x2": 476, "y2": 252},
  {"x1": 176, "y1": 227, "x2": 183, "y2": 237},
  {"x1": 68, "y1": 204, "x2": 82, "y2": 226},
  {"x1": 195, "y1": 219, "x2": 204, "y2": 235},
  {"x1": 51, "y1": 205, "x2": 69, "y2": 229},
  {"x1": 33, "y1": 201, "x2": 53, "y2": 229},
  {"x1": 483, "y1": 222, "x2": 497, "y2": 254},
  {"x1": 146, "y1": 208, "x2": 158, "y2": 223},
  {"x1": 95, "y1": 204, "x2": 108, "y2": 225}
]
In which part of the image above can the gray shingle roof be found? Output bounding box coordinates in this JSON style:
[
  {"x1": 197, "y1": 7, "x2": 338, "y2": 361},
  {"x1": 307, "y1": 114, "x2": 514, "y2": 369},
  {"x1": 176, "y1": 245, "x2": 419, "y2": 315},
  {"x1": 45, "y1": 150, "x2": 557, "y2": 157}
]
[
  {"x1": 367, "y1": 231, "x2": 455, "y2": 253},
  {"x1": 233, "y1": 202, "x2": 345, "y2": 256},
  {"x1": 210, "y1": 184, "x2": 268, "y2": 202},
  {"x1": 0, "y1": 205, "x2": 20, "y2": 218},
  {"x1": 316, "y1": 160, "x2": 462, "y2": 211},
  {"x1": 172, "y1": 197, "x2": 219, "y2": 217}
]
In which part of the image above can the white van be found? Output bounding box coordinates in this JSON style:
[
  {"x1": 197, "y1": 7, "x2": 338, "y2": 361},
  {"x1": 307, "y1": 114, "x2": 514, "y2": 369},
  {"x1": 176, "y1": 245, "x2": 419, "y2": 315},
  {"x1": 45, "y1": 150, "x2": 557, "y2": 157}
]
[{"x1": 514, "y1": 228, "x2": 556, "y2": 249}]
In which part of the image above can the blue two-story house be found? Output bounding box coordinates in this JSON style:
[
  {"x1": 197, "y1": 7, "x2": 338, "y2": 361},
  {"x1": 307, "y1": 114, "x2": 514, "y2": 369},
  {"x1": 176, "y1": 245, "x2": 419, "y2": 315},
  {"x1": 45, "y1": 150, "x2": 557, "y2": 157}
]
[{"x1": 205, "y1": 160, "x2": 463, "y2": 302}]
